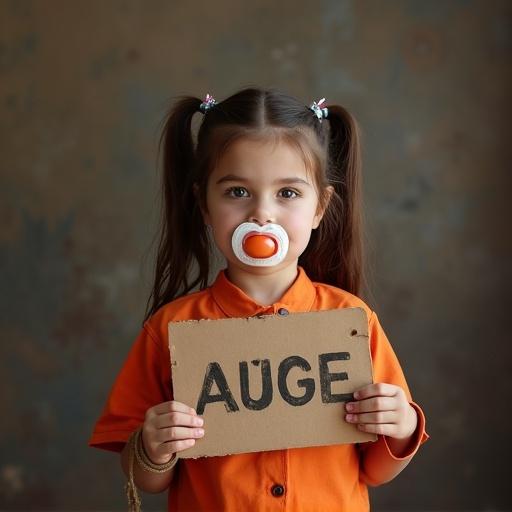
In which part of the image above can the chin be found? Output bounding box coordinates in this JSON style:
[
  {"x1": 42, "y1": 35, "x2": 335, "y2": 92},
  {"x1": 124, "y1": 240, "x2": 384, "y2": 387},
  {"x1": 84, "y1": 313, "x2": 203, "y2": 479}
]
[{"x1": 228, "y1": 258, "x2": 298, "y2": 275}]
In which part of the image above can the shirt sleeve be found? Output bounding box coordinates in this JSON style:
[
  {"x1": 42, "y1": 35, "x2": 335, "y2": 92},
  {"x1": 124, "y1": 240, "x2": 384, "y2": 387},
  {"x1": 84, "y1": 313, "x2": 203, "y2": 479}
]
[
  {"x1": 358, "y1": 311, "x2": 429, "y2": 485},
  {"x1": 88, "y1": 322, "x2": 172, "y2": 452}
]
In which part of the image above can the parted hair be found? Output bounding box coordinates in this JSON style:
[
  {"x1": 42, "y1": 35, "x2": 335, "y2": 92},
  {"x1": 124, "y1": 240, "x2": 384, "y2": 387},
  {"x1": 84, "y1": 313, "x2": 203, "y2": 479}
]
[{"x1": 143, "y1": 87, "x2": 365, "y2": 323}]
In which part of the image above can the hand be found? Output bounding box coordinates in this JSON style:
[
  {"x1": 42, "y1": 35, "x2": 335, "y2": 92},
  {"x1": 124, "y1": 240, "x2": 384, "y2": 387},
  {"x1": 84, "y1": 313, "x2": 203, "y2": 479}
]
[
  {"x1": 142, "y1": 400, "x2": 205, "y2": 464},
  {"x1": 345, "y1": 383, "x2": 417, "y2": 440}
]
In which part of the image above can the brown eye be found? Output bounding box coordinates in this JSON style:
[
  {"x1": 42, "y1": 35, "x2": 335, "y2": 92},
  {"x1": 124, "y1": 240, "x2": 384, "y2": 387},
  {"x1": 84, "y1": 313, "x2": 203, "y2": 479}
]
[
  {"x1": 279, "y1": 189, "x2": 299, "y2": 199},
  {"x1": 227, "y1": 187, "x2": 248, "y2": 198}
]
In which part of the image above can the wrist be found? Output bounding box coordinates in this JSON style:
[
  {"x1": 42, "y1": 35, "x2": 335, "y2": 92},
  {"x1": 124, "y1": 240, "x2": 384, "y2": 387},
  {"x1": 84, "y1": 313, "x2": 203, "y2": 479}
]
[
  {"x1": 135, "y1": 429, "x2": 177, "y2": 473},
  {"x1": 141, "y1": 432, "x2": 173, "y2": 465}
]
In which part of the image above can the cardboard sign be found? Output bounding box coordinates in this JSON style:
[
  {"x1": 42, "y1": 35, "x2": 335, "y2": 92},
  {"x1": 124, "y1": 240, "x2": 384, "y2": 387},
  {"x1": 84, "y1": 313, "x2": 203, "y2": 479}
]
[{"x1": 169, "y1": 307, "x2": 376, "y2": 459}]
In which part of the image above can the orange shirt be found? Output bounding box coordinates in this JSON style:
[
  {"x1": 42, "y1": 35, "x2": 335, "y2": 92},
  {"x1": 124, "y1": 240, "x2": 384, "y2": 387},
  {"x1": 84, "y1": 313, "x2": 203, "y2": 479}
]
[{"x1": 89, "y1": 266, "x2": 428, "y2": 511}]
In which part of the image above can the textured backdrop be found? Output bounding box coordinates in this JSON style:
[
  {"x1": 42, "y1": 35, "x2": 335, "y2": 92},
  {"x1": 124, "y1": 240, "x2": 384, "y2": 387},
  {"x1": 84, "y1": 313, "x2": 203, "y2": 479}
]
[{"x1": 0, "y1": 0, "x2": 510, "y2": 510}]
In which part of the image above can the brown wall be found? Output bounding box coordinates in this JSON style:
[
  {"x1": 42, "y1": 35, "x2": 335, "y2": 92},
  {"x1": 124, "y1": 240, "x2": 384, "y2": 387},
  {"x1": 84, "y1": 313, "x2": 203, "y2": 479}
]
[{"x1": 1, "y1": 0, "x2": 510, "y2": 509}]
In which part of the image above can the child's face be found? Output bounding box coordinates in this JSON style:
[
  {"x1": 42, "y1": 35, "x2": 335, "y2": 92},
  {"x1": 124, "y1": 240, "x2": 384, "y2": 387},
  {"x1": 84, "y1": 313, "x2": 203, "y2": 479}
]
[{"x1": 200, "y1": 137, "x2": 331, "y2": 273}]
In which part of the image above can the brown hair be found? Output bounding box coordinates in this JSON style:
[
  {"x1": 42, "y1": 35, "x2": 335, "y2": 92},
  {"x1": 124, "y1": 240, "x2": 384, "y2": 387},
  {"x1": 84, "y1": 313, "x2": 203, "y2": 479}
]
[{"x1": 143, "y1": 87, "x2": 364, "y2": 322}]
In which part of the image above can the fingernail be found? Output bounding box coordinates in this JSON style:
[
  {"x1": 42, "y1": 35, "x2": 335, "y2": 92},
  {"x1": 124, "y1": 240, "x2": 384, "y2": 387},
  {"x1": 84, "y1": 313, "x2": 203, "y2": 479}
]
[
  {"x1": 188, "y1": 439, "x2": 196, "y2": 445},
  {"x1": 346, "y1": 403, "x2": 354, "y2": 412},
  {"x1": 195, "y1": 417, "x2": 204, "y2": 426},
  {"x1": 353, "y1": 391, "x2": 360, "y2": 399},
  {"x1": 346, "y1": 414, "x2": 354, "y2": 422}
]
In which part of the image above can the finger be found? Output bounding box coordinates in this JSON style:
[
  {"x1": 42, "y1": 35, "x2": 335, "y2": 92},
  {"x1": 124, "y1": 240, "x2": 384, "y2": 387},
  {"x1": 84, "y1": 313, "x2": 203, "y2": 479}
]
[
  {"x1": 144, "y1": 427, "x2": 205, "y2": 461},
  {"x1": 356, "y1": 422, "x2": 398, "y2": 437},
  {"x1": 353, "y1": 383, "x2": 401, "y2": 400},
  {"x1": 150, "y1": 438, "x2": 197, "y2": 460},
  {"x1": 345, "y1": 396, "x2": 396, "y2": 414},
  {"x1": 165, "y1": 438, "x2": 198, "y2": 454},
  {"x1": 154, "y1": 426, "x2": 205, "y2": 443},
  {"x1": 151, "y1": 401, "x2": 197, "y2": 417},
  {"x1": 345, "y1": 411, "x2": 397, "y2": 425},
  {"x1": 153, "y1": 411, "x2": 204, "y2": 429}
]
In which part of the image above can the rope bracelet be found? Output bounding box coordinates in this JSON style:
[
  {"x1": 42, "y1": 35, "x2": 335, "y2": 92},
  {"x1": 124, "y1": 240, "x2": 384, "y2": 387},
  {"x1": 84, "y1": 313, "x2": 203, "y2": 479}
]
[
  {"x1": 131, "y1": 427, "x2": 179, "y2": 474},
  {"x1": 125, "y1": 427, "x2": 179, "y2": 511}
]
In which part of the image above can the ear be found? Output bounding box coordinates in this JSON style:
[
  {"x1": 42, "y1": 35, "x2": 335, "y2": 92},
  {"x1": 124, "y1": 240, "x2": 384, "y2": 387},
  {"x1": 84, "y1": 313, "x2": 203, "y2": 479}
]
[
  {"x1": 312, "y1": 185, "x2": 334, "y2": 229},
  {"x1": 193, "y1": 183, "x2": 211, "y2": 226}
]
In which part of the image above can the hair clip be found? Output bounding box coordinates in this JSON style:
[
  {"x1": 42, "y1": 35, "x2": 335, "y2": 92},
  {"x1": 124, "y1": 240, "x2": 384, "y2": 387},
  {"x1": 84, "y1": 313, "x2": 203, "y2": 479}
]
[
  {"x1": 309, "y1": 97, "x2": 328, "y2": 122},
  {"x1": 199, "y1": 93, "x2": 216, "y2": 114}
]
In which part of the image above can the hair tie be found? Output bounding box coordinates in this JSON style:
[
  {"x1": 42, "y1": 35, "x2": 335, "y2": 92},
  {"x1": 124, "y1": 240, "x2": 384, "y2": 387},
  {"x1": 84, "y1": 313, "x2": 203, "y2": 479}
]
[
  {"x1": 199, "y1": 93, "x2": 216, "y2": 114},
  {"x1": 309, "y1": 98, "x2": 328, "y2": 122}
]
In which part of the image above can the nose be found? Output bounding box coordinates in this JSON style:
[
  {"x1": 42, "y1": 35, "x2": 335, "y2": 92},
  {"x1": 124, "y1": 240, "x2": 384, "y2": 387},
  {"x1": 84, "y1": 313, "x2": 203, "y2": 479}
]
[{"x1": 248, "y1": 199, "x2": 276, "y2": 226}]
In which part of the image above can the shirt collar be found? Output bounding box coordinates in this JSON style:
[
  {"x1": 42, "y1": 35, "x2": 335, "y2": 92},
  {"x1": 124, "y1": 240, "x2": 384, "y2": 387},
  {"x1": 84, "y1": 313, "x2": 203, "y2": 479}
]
[{"x1": 210, "y1": 266, "x2": 317, "y2": 318}]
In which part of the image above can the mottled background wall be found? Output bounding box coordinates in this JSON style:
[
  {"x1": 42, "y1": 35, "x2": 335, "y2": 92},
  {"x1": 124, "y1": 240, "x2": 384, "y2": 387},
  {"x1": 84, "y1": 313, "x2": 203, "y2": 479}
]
[{"x1": 1, "y1": 0, "x2": 510, "y2": 510}]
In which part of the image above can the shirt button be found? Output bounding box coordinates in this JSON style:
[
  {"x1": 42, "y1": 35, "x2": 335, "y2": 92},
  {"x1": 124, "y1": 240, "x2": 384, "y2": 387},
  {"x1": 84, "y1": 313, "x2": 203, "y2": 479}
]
[
  {"x1": 277, "y1": 308, "x2": 289, "y2": 316},
  {"x1": 271, "y1": 484, "x2": 285, "y2": 497}
]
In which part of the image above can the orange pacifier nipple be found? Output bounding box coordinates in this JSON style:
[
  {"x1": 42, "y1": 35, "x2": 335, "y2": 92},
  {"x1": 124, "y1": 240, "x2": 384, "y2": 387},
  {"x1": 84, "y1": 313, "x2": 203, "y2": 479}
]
[{"x1": 242, "y1": 233, "x2": 278, "y2": 259}]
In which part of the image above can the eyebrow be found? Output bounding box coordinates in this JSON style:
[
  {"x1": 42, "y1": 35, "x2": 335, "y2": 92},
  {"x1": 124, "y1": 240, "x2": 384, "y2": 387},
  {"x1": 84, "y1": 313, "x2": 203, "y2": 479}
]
[{"x1": 215, "y1": 174, "x2": 311, "y2": 186}]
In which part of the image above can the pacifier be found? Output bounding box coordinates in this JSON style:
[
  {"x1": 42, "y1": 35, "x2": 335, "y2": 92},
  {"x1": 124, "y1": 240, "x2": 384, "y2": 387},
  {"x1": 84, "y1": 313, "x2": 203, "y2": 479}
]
[{"x1": 231, "y1": 222, "x2": 289, "y2": 267}]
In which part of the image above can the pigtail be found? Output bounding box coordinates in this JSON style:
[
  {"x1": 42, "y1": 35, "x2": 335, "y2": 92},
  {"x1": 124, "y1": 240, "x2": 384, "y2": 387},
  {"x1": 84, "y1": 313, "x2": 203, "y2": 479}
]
[
  {"x1": 143, "y1": 97, "x2": 210, "y2": 322},
  {"x1": 300, "y1": 104, "x2": 364, "y2": 296}
]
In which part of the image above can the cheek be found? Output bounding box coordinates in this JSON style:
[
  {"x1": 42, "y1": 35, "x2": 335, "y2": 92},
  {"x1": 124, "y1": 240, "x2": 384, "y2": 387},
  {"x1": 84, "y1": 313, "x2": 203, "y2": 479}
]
[
  {"x1": 284, "y1": 218, "x2": 313, "y2": 245},
  {"x1": 212, "y1": 206, "x2": 242, "y2": 229},
  {"x1": 286, "y1": 203, "x2": 319, "y2": 234},
  {"x1": 208, "y1": 204, "x2": 243, "y2": 239}
]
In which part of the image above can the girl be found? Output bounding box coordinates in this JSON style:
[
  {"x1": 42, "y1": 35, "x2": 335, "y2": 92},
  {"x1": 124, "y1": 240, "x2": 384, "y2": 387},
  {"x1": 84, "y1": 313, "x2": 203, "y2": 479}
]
[{"x1": 89, "y1": 87, "x2": 428, "y2": 511}]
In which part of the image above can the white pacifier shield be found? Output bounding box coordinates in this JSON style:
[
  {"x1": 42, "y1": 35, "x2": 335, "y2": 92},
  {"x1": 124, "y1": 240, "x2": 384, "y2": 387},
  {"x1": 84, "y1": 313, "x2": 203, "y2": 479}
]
[{"x1": 231, "y1": 222, "x2": 289, "y2": 267}]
